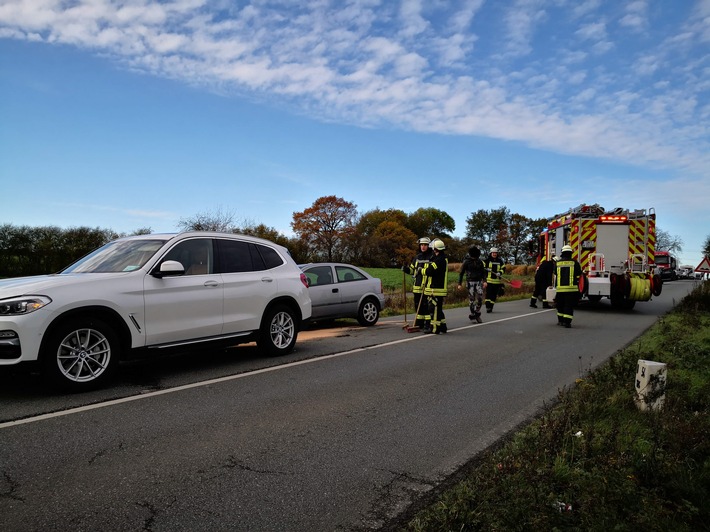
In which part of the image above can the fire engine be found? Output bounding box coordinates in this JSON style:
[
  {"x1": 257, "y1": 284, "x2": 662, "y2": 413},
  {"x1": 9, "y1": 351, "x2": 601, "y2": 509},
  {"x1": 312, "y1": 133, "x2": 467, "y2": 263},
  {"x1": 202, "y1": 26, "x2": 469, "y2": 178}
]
[{"x1": 538, "y1": 204, "x2": 662, "y2": 309}]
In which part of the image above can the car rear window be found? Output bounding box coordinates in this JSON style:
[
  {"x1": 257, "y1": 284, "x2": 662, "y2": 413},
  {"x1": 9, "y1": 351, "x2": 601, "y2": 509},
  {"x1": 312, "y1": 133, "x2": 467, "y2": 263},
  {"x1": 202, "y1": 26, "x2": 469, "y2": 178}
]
[
  {"x1": 336, "y1": 266, "x2": 366, "y2": 282},
  {"x1": 216, "y1": 239, "x2": 284, "y2": 273},
  {"x1": 255, "y1": 244, "x2": 284, "y2": 269}
]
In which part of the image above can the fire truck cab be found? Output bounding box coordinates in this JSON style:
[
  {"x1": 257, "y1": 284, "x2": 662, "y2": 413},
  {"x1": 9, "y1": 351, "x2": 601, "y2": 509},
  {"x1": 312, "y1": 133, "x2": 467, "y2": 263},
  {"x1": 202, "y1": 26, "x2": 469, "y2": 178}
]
[
  {"x1": 538, "y1": 204, "x2": 662, "y2": 309},
  {"x1": 654, "y1": 251, "x2": 678, "y2": 281}
]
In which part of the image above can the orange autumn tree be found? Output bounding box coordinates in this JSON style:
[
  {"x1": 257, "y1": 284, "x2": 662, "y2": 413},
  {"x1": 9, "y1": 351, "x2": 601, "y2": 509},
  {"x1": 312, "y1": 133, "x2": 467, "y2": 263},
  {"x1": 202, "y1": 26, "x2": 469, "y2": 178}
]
[{"x1": 291, "y1": 196, "x2": 358, "y2": 262}]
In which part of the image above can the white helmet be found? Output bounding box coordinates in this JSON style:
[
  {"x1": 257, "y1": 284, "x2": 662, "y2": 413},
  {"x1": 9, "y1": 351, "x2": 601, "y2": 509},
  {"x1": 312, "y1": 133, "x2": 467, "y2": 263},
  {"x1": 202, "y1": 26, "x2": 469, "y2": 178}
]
[
  {"x1": 432, "y1": 239, "x2": 445, "y2": 251},
  {"x1": 490, "y1": 247, "x2": 499, "y2": 253},
  {"x1": 417, "y1": 237, "x2": 431, "y2": 245},
  {"x1": 562, "y1": 244, "x2": 573, "y2": 253}
]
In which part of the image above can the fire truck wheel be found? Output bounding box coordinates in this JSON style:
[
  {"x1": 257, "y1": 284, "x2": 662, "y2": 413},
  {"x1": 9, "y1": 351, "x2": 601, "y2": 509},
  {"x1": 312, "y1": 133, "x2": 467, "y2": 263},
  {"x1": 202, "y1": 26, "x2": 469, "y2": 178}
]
[{"x1": 651, "y1": 274, "x2": 663, "y2": 297}]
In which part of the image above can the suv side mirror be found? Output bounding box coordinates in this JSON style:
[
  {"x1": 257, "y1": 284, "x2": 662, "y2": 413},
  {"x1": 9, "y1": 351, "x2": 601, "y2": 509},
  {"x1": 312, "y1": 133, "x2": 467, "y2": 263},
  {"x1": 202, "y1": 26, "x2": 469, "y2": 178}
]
[{"x1": 152, "y1": 260, "x2": 185, "y2": 278}]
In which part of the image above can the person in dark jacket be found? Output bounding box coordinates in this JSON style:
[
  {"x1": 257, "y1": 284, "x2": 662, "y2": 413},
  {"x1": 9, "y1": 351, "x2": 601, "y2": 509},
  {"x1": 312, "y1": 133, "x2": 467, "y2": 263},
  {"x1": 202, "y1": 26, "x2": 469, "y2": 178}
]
[
  {"x1": 530, "y1": 256, "x2": 554, "y2": 309},
  {"x1": 423, "y1": 238, "x2": 448, "y2": 334},
  {"x1": 484, "y1": 247, "x2": 505, "y2": 313},
  {"x1": 458, "y1": 246, "x2": 486, "y2": 323},
  {"x1": 402, "y1": 237, "x2": 433, "y2": 329},
  {"x1": 555, "y1": 245, "x2": 583, "y2": 328}
]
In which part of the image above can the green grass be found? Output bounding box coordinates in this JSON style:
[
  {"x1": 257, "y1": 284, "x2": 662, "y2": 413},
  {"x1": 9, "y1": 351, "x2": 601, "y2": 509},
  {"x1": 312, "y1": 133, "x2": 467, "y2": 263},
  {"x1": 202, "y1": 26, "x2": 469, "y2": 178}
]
[{"x1": 400, "y1": 281, "x2": 710, "y2": 531}]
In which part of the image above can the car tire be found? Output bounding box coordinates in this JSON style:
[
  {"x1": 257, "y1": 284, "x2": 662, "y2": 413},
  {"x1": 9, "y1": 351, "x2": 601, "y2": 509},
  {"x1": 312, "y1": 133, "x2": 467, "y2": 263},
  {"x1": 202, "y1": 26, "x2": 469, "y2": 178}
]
[
  {"x1": 41, "y1": 318, "x2": 120, "y2": 392},
  {"x1": 357, "y1": 298, "x2": 380, "y2": 326},
  {"x1": 258, "y1": 304, "x2": 298, "y2": 356}
]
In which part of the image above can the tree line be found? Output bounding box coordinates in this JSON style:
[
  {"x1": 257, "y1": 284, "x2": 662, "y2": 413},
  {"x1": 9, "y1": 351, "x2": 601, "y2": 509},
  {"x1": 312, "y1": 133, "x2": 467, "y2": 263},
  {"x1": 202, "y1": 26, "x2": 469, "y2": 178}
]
[
  {"x1": 190, "y1": 197, "x2": 548, "y2": 267},
  {"x1": 1, "y1": 197, "x2": 692, "y2": 277}
]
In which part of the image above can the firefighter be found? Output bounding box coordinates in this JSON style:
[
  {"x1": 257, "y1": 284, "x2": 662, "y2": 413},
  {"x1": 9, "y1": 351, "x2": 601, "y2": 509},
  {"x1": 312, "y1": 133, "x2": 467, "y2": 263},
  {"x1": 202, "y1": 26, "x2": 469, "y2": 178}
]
[
  {"x1": 530, "y1": 256, "x2": 554, "y2": 309},
  {"x1": 554, "y1": 244, "x2": 582, "y2": 328},
  {"x1": 458, "y1": 245, "x2": 485, "y2": 323},
  {"x1": 484, "y1": 247, "x2": 505, "y2": 313},
  {"x1": 422, "y1": 238, "x2": 448, "y2": 334},
  {"x1": 402, "y1": 237, "x2": 433, "y2": 329}
]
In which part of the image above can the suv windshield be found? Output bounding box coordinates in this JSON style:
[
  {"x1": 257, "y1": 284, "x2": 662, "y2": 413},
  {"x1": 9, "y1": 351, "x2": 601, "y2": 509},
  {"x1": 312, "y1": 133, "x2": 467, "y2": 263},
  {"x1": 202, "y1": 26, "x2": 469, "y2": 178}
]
[{"x1": 62, "y1": 239, "x2": 167, "y2": 273}]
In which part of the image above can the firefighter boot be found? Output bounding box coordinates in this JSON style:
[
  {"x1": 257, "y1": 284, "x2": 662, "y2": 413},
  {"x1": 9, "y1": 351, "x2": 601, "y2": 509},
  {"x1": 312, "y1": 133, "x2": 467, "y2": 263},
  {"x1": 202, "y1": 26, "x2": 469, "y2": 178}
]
[
  {"x1": 530, "y1": 297, "x2": 538, "y2": 308},
  {"x1": 542, "y1": 301, "x2": 552, "y2": 309}
]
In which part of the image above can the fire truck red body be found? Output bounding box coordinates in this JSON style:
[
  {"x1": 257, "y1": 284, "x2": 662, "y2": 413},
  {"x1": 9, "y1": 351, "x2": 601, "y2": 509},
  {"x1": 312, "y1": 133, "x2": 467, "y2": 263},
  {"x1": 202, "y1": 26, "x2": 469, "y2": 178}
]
[{"x1": 538, "y1": 204, "x2": 662, "y2": 309}]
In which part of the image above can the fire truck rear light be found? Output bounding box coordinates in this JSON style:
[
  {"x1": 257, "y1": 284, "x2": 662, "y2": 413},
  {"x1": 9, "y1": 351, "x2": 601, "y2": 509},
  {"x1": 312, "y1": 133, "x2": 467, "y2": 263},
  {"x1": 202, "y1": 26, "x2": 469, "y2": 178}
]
[{"x1": 599, "y1": 215, "x2": 628, "y2": 222}]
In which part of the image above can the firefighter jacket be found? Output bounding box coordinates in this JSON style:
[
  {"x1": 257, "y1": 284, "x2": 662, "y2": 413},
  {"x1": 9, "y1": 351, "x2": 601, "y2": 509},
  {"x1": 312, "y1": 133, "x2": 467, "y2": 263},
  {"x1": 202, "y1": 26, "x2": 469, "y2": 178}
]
[
  {"x1": 555, "y1": 255, "x2": 582, "y2": 293},
  {"x1": 485, "y1": 255, "x2": 505, "y2": 284},
  {"x1": 423, "y1": 251, "x2": 448, "y2": 297},
  {"x1": 404, "y1": 249, "x2": 433, "y2": 294},
  {"x1": 535, "y1": 257, "x2": 555, "y2": 286},
  {"x1": 458, "y1": 254, "x2": 486, "y2": 284}
]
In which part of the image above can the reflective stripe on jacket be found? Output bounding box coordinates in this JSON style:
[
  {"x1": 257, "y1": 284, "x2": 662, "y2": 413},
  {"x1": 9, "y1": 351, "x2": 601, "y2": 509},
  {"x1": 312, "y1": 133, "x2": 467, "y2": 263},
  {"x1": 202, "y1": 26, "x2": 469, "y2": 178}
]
[
  {"x1": 555, "y1": 260, "x2": 581, "y2": 293},
  {"x1": 485, "y1": 258, "x2": 504, "y2": 284},
  {"x1": 405, "y1": 251, "x2": 432, "y2": 293},
  {"x1": 423, "y1": 253, "x2": 448, "y2": 297}
]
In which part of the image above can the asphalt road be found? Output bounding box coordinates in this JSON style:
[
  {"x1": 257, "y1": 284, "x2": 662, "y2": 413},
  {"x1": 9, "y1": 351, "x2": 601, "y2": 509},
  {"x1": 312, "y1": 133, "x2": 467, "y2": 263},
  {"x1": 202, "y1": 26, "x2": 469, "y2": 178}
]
[{"x1": 0, "y1": 280, "x2": 697, "y2": 531}]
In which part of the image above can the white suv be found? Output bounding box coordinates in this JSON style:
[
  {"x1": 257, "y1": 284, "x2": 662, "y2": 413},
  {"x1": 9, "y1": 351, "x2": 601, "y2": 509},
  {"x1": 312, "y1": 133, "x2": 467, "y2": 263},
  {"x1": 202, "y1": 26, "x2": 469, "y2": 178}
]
[{"x1": 0, "y1": 232, "x2": 311, "y2": 392}]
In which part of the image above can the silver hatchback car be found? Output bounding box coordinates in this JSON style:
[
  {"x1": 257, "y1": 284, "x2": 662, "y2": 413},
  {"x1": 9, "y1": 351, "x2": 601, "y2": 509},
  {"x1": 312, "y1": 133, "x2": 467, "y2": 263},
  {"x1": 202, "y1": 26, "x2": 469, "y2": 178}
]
[{"x1": 299, "y1": 263, "x2": 386, "y2": 326}]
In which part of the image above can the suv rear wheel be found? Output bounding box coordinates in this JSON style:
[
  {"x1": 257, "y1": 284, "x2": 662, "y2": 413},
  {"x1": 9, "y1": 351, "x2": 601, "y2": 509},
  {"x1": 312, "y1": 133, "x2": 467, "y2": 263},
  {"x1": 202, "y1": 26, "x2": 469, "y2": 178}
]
[{"x1": 258, "y1": 304, "x2": 298, "y2": 356}]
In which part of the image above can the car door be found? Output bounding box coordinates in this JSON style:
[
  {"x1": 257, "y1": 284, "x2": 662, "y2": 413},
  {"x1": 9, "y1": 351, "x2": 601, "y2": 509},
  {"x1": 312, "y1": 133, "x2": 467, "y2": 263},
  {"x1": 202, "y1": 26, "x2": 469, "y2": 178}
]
[
  {"x1": 143, "y1": 238, "x2": 224, "y2": 345},
  {"x1": 304, "y1": 265, "x2": 343, "y2": 319},
  {"x1": 218, "y1": 239, "x2": 278, "y2": 333},
  {"x1": 334, "y1": 265, "x2": 369, "y2": 315}
]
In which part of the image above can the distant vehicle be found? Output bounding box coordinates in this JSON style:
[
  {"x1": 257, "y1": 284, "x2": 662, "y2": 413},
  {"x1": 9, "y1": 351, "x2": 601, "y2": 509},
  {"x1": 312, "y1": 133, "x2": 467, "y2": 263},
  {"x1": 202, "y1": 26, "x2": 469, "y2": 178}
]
[
  {"x1": 299, "y1": 263, "x2": 385, "y2": 326},
  {"x1": 678, "y1": 266, "x2": 694, "y2": 279},
  {"x1": 0, "y1": 232, "x2": 312, "y2": 391},
  {"x1": 655, "y1": 251, "x2": 678, "y2": 281}
]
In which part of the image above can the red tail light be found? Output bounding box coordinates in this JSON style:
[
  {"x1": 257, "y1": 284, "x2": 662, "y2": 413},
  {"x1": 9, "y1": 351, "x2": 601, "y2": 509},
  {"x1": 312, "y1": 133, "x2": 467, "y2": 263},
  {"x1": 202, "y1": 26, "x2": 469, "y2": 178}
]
[
  {"x1": 599, "y1": 215, "x2": 628, "y2": 223},
  {"x1": 300, "y1": 273, "x2": 309, "y2": 288}
]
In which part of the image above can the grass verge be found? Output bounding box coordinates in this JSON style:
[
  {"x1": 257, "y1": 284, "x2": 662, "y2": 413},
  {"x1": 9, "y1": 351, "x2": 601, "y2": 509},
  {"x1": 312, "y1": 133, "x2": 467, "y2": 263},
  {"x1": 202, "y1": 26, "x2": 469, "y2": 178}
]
[
  {"x1": 395, "y1": 281, "x2": 710, "y2": 531},
  {"x1": 368, "y1": 265, "x2": 534, "y2": 317}
]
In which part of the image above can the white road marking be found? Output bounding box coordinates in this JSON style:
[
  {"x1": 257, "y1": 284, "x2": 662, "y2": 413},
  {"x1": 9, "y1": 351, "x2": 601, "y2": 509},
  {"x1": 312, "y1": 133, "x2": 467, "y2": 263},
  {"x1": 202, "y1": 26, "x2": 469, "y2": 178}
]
[{"x1": 1, "y1": 311, "x2": 549, "y2": 429}]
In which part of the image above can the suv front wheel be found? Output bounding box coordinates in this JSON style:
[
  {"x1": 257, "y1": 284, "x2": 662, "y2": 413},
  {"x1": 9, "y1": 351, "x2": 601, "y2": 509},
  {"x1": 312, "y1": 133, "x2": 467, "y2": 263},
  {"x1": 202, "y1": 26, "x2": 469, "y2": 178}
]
[
  {"x1": 41, "y1": 318, "x2": 120, "y2": 392},
  {"x1": 258, "y1": 304, "x2": 298, "y2": 356}
]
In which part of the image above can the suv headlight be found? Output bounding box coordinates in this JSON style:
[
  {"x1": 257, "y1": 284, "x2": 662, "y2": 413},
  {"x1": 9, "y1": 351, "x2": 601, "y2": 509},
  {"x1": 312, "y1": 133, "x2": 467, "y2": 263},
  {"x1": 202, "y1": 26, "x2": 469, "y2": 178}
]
[{"x1": 0, "y1": 296, "x2": 52, "y2": 315}]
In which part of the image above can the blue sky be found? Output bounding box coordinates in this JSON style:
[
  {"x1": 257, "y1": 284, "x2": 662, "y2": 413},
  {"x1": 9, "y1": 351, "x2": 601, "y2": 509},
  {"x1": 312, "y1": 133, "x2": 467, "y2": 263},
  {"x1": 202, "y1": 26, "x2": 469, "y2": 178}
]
[{"x1": 1, "y1": 0, "x2": 708, "y2": 268}]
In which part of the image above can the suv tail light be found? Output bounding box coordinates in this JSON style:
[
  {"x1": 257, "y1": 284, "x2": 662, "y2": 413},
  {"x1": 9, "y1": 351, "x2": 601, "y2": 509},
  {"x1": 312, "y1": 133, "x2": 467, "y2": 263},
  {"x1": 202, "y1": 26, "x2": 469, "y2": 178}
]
[{"x1": 300, "y1": 273, "x2": 309, "y2": 288}]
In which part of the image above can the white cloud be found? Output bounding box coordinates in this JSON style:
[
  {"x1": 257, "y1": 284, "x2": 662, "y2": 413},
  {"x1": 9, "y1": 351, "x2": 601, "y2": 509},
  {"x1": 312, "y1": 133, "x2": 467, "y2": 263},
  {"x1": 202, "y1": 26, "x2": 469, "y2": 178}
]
[
  {"x1": 576, "y1": 20, "x2": 606, "y2": 41},
  {"x1": 0, "y1": 0, "x2": 707, "y2": 176},
  {"x1": 502, "y1": 0, "x2": 548, "y2": 57}
]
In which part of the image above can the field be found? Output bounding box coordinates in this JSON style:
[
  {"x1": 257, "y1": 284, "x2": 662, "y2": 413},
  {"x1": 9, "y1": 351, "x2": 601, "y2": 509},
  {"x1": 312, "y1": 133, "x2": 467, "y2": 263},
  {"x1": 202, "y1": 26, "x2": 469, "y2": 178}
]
[{"x1": 365, "y1": 265, "x2": 536, "y2": 315}]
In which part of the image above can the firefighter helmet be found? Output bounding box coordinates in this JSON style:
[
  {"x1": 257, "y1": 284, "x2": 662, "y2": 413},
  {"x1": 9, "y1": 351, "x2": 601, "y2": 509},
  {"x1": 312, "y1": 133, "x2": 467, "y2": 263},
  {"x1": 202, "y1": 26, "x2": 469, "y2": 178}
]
[
  {"x1": 432, "y1": 239, "x2": 445, "y2": 251},
  {"x1": 561, "y1": 244, "x2": 573, "y2": 253},
  {"x1": 417, "y1": 237, "x2": 431, "y2": 245},
  {"x1": 490, "y1": 247, "x2": 499, "y2": 253}
]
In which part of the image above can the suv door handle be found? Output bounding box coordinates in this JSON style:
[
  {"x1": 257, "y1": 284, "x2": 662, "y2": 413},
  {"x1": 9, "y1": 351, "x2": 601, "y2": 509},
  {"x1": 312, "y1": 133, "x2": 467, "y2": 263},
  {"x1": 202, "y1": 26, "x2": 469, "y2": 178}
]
[
  {"x1": 204, "y1": 280, "x2": 219, "y2": 287},
  {"x1": 261, "y1": 277, "x2": 274, "y2": 283}
]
